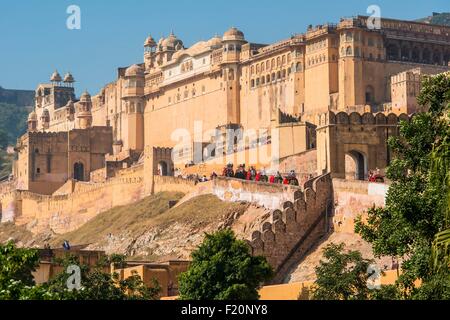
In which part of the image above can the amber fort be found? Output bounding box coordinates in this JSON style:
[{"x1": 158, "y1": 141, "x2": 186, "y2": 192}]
[{"x1": 0, "y1": 15, "x2": 449, "y2": 290}]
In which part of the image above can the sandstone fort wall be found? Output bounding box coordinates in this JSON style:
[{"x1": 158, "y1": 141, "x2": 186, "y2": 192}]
[
  {"x1": 0, "y1": 165, "x2": 199, "y2": 234},
  {"x1": 247, "y1": 174, "x2": 333, "y2": 283}
]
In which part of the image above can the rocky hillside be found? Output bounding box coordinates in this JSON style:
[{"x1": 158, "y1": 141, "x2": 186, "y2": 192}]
[
  {"x1": 0, "y1": 191, "x2": 272, "y2": 262},
  {"x1": 415, "y1": 12, "x2": 450, "y2": 26},
  {"x1": 0, "y1": 188, "x2": 384, "y2": 283},
  {"x1": 0, "y1": 86, "x2": 34, "y2": 107}
]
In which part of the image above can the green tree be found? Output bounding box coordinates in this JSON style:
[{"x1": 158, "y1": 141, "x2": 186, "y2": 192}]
[
  {"x1": 0, "y1": 242, "x2": 160, "y2": 300},
  {"x1": 0, "y1": 102, "x2": 28, "y2": 145},
  {"x1": 311, "y1": 243, "x2": 373, "y2": 300},
  {"x1": 355, "y1": 72, "x2": 450, "y2": 299},
  {"x1": 38, "y1": 254, "x2": 161, "y2": 300},
  {"x1": 178, "y1": 229, "x2": 273, "y2": 300},
  {"x1": 310, "y1": 243, "x2": 401, "y2": 300},
  {"x1": 0, "y1": 241, "x2": 40, "y2": 299}
]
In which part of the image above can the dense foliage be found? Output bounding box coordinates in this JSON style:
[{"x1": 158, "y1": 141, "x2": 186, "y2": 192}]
[
  {"x1": 0, "y1": 102, "x2": 28, "y2": 178},
  {"x1": 178, "y1": 229, "x2": 273, "y2": 300},
  {"x1": 310, "y1": 243, "x2": 400, "y2": 300},
  {"x1": 0, "y1": 241, "x2": 160, "y2": 300},
  {"x1": 355, "y1": 73, "x2": 450, "y2": 299},
  {"x1": 0, "y1": 102, "x2": 28, "y2": 146}
]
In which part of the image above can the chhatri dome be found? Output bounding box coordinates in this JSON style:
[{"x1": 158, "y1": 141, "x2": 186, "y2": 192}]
[
  {"x1": 28, "y1": 111, "x2": 37, "y2": 121},
  {"x1": 223, "y1": 27, "x2": 245, "y2": 41},
  {"x1": 80, "y1": 90, "x2": 91, "y2": 102},
  {"x1": 63, "y1": 72, "x2": 75, "y2": 83},
  {"x1": 144, "y1": 35, "x2": 156, "y2": 47},
  {"x1": 125, "y1": 64, "x2": 144, "y2": 77},
  {"x1": 50, "y1": 70, "x2": 62, "y2": 82},
  {"x1": 208, "y1": 34, "x2": 223, "y2": 48},
  {"x1": 162, "y1": 31, "x2": 183, "y2": 50}
]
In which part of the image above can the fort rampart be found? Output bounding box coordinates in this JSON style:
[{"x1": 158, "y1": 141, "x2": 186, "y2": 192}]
[
  {"x1": 246, "y1": 174, "x2": 333, "y2": 283},
  {"x1": 0, "y1": 165, "x2": 197, "y2": 234}
]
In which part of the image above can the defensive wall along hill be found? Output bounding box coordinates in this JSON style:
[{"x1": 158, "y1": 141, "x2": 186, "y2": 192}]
[
  {"x1": 1, "y1": 164, "x2": 391, "y2": 286},
  {"x1": 0, "y1": 165, "x2": 197, "y2": 234},
  {"x1": 212, "y1": 174, "x2": 333, "y2": 283}
]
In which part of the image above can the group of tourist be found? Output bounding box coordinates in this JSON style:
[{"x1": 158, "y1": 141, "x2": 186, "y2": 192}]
[
  {"x1": 368, "y1": 168, "x2": 384, "y2": 183},
  {"x1": 218, "y1": 163, "x2": 300, "y2": 186}
]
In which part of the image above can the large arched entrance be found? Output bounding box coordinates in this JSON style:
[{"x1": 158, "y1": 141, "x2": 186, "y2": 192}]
[
  {"x1": 158, "y1": 161, "x2": 168, "y2": 176},
  {"x1": 73, "y1": 162, "x2": 84, "y2": 181},
  {"x1": 345, "y1": 151, "x2": 367, "y2": 180}
]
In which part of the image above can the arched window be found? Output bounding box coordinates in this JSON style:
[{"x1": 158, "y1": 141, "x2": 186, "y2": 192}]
[
  {"x1": 387, "y1": 43, "x2": 400, "y2": 60},
  {"x1": 256, "y1": 64, "x2": 260, "y2": 74},
  {"x1": 282, "y1": 55, "x2": 286, "y2": 65},
  {"x1": 251, "y1": 79, "x2": 255, "y2": 88},
  {"x1": 287, "y1": 53, "x2": 291, "y2": 62},
  {"x1": 261, "y1": 76, "x2": 265, "y2": 84},
  {"x1": 345, "y1": 31, "x2": 353, "y2": 42},
  {"x1": 266, "y1": 60, "x2": 270, "y2": 70},
  {"x1": 73, "y1": 162, "x2": 84, "y2": 181},
  {"x1": 276, "y1": 71, "x2": 281, "y2": 80},
  {"x1": 266, "y1": 75, "x2": 270, "y2": 83},
  {"x1": 423, "y1": 48, "x2": 431, "y2": 63},
  {"x1": 271, "y1": 73, "x2": 276, "y2": 82},
  {"x1": 401, "y1": 46, "x2": 410, "y2": 61},
  {"x1": 365, "y1": 85, "x2": 375, "y2": 104},
  {"x1": 412, "y1": 47, "x2": 420, "y2": 62},
  {"x1": 346, "y1": 46, "x2": 353, "y2": 56},
  {"x1": 296, "y1": 62, "x2": 301, "y2": 71},
  {"x1": 228, "y1": 69, "x2": 235, "y2": 81},
  {"x1": 158, "y1": 161, "x2": 168, "y2": 176},
  {"x1": 250, "y1": 66, "x2": 254, "y2": 75},
  {"x1": 256, "y1": 78, "x2": 260, "y2": 86},
  {"x1": 433, "y1": 51, "x2": 441, "y2": 65},
  {"x1": 277, "y1": 57, "x2": 281, "y2": 67}
]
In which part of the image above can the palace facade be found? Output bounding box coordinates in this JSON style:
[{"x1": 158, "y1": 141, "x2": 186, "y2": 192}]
[{"x1": 14, "y1": 15, "x2": 450, "y2": 194}]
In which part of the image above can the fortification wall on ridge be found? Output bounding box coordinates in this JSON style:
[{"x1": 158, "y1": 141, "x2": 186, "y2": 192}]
[
  {"x1": 0, "y1": 164, "x2": 200, "y2": 234},
  {"x1": 247, "y1": 174, "x2": 333, "y2": 282}
]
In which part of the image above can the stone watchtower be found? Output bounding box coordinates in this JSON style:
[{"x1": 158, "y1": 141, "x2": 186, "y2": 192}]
[
  {"x1": 77, "y1": 91, "x2": 93, "y2": 129},
  {"x1": 122, "y1": 64, "x2": 145, "y2": 153},
  {"x1": 27, "y1": 111, "x2": 38, "y2": 132}
]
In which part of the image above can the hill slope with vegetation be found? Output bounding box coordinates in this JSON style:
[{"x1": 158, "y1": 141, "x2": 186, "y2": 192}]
[
  {"x1": 0, "y1": 191, "x2": 271, "y2": 262},
  {"x1": 415, "y1": 12, "x2": 450, "y2": 26}
]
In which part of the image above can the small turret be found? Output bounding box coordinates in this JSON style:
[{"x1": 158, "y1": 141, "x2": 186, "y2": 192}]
[{"x1": 27, "y1": 111, "x2": 38, "y2": 132}]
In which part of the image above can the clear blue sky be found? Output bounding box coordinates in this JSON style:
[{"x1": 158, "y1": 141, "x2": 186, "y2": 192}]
[{"x1": 0, "y1": 0, "x2": 448, "y2": 96}]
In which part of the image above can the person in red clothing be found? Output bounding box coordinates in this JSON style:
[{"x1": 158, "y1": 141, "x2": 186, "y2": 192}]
[
  {"x1": 246, "y1": 171, "x2": 252, "y2": 180},
  {"x1": 283, "y1": 177, "x2": 289, "y2": 185},
  {"x1": 255, "y1": 172, "x2": 261, "y2": 182},
  {"x1": 269, "y1": 175, "x2": 275, "y2": 183}
]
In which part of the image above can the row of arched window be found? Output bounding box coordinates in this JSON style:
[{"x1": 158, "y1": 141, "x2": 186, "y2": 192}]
[
  {"x1": 386, "y1": 43, "x2": 450, "y2": 65},
  {"x1": 250, "y1": 53, "x2": 292, "y2": 75},
  {"x1": 340, "y1": 31, "x2": 382, "y2": 48},
  {"x1": 180, "y1": 60, "x2": 194, "y2": 73},
  {"x1": 307, "y1": 54, "x2": 337, "y2": 66},
  {"x1": 223, "y1": 44, "x2": 242, "y2": 52},
  {"x1": 126, "y1": 101, "x2": 143, "y2": 113},
  {"x1": 250, "y1": 68, "x2": 291, "y2": 88},
  {"x1": 167, "y1": 85, "x2": 206, "y2": 104},
  {"x1": 306, "y1": 39, "x2": 327, "y2": 52}
]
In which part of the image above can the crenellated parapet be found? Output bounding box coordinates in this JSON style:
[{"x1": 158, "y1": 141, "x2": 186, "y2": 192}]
[
  {"x1": 248, "y1": 173, "x2": 332, "y2": 280},
  {"x1": 316, "y1": 111, "x2": 412, "y2": 127}
]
